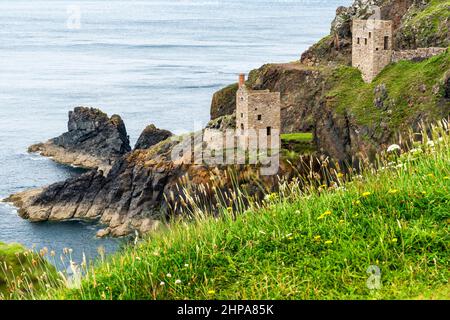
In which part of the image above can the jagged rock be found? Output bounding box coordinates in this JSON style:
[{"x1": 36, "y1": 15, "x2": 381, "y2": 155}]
[
  {"x1": 29, "y1": 107, "x2": 131, "y2": 173},
  {"x1": 134, "y1": 124, "x2": 172, "y2": 150},
  {"x1": 6, "y1": 138, "x2": 186, "y2": 237}
]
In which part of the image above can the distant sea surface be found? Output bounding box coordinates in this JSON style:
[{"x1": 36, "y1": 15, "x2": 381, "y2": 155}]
[{"x1": 0, "y1": 0, "x2": 352, "y2": 266}]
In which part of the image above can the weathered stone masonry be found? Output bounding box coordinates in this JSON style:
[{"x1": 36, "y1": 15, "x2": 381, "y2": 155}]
[
  {"x1": 236, "y1": 74, "x2": 281, "y2": 138},
  {"x1": 353, "y1": 19, "x2": 448, "y2": 83},
  {"x1": 352, "y1": 19, "x2": 393, "y2": 83}
]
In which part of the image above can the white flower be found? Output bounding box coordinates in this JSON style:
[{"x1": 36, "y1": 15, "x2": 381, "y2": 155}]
[
  {"x1": 387, "y1": 144, "x2": 401, "y2": 152},
  {"x1": 175, "y1": 279, "x2": 182, "y2": 285},
  {"x1": 184, "y1": 264, "x2": 189, "y2": 268},
  {"x1": 427, "y1": 141, "x2": 435, "y2": 147},
  {"x1": 166, "y1": 273, "x2": 172, "y2": 278},
  {"x1": 409, "y1": 148, "x2": 422, "y2": 155},
  {"x1": 160, "y1": 281, "x2": 165, "y2": 286}
]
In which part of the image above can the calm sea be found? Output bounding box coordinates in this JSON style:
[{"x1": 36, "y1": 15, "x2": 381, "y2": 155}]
[{"x1": 0, "y1": 0, "x2": 351, "y2": 266}]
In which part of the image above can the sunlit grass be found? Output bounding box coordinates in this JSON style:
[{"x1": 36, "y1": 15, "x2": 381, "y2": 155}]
[{"x1": 2, "y1": 121, "x2": 449, "y2": 300}]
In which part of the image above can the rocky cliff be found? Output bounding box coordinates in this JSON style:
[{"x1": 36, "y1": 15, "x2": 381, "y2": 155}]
[
  {"x1": 29, "y1": 107, "x2": 131, "y2": 173},
  {"x1": 5, "y1": 0, "x2": 450, "y2": 237},
  {"x1": 300, "y1": 0, "x2": 449, "y2": 66},
  {"x1": 211, "y1": 0, "x2": 450, "y2": 162},
  {"x1": 134, "y1": 124, "x2": 173, "y2": 150}
]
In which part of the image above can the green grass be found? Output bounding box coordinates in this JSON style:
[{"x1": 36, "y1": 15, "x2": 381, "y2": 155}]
[
  {"x1": 0, "y1": 242, "x2": 56, "y2": 298},
  {"x1": 326, "y1": 49, "x2": 449, "y2": 131},
  {"x1": 281, "y1": 132, "x2": 313, "y2": 143},
  {"x1": 401, "y1": 0, "x2": 450, "y2": 47},
  {"x1": 42, "y1": 123, "x2": 450, "y2": 300}
]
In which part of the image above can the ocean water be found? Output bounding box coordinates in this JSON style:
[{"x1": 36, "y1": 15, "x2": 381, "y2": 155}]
[{"x1": 0, "y1": 0, "x2": 352, "y2": 266}]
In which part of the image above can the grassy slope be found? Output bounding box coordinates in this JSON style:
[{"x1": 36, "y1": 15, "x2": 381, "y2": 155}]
[
  {"x1": 53, "y1": 126, "x2": 449, "y2": 300},
  {"x1": 400, "y1": 0, "x2": 450, "y2": 47},
  {"x1": 327, "y1": 49, "x2": 449, "y2": 130},
  {"x1": 0, "y1": 242, "x2": 54, "y2": 297}
]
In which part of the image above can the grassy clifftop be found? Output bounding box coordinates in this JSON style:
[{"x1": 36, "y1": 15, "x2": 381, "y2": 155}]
[
  {"x1": 40, "y1": 123, "x2": 449, "y2": 300},
  {"x1": 327, "y1": 49, "x2": 449, "y2": 129},
  {"x1": 0, "y1": 242, "x2": 55, "y2": 298},
  {"x1": 398, "y1": 0, "x2": 450, "y2": 48}
]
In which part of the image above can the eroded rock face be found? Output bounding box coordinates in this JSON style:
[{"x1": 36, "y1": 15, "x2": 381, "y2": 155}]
[
  {"x1": 28, "y1": 107, "x2": 131, "y2": 173},
  {"x1": 7, "y1": 139, "x2": 184, "y2": 237},
  {"x1": 134, "y1": 124, "x2": 173, "y2": 150}
]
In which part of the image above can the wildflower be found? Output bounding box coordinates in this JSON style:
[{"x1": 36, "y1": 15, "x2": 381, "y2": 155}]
[
  {"x1": 444, "y1": 176, "x2": 450, "y2": 180},
  {"x1": 362, "y1": 192, "x2": 372, "y2": 197},
  {"x1": 337, "y1": 173, "x2": 344, "y2": 178},
  {"x1": 391, "y1": 238, "x2": 398, "y2": 243},
  {"x1": 339, "y1": 219, "x2": 345, "y2": 224},
  {"x1": 318, "y1": 210, "x2": 332, "y2": 220},
  {"x1": 388, "y1": 189, "x2": 399, "y2": 194},
  {"x1": 426, "y1": 173, "x2": 434, "y2": 178},
  {"x1": 184, "y1": 264, "x2": 189, "y2": 268},
  {"x1": 208, "y1": 290, "x2": 216, "y2": 295},
  {"x1": 421, "y1": 191, "x2": 427, "y2": 195},
  {"x1": 160, "y1": 281, "x2": 165, "y2": 286},
  {"x1": 426, "y1": 141, "x2": 435, "y2": 148},
  {"x1": 313, "y1": 235, "x2": 321, "y2": 241},
  {"x1": 175, "y1": 280, "x2": 182, "y2": 285},
  {"x1": 324, "y1": 240, "x2": 333, "y2": 245},
  {"x1": 354, "y1": 200, "x2": 361, "y2": 205},
  {"x1": 387, "y1": 144, "x2": 401, "y2": 152},
  {"x1": 50, "y1": 250, "x2": 56, "y2": 257},
  {"x1": 166, "y1": 273, "x2": 172, "y2": 278}
]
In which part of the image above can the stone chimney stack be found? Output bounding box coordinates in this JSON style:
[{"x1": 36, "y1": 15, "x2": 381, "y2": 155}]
[{"x1": 239, "y1": 73, "x2": 246, "y2": 87}]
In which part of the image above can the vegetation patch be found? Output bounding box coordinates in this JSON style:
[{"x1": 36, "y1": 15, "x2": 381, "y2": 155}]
[
  {"x1": 39, "y1": 123, "x2": 450, "y2": 300},
  {"x1": 326, "y1": 50, "x2": 449, "y2": 132},
  {"x1": 0, "y1": 242, "x2": 56, "y2": 298}
]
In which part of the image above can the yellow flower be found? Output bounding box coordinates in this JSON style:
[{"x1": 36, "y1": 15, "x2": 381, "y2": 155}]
[
  {"x1": 337, "y1": 173, "x2": 344, "y2": 178},
  {"x1": 324, "y1": 240, "x2": 333, "y2": 245},
  {"x1": 426, "y1": 173, "x2": 434, "y2": 178},
  {"x1": 362, "y1": 192, "x2": 372, "y2": 197},
  {"x1": 355, "y1": 200, "x2": 361, "y2": 205},
  {"x1": 313, "y1": 235, "x2": 321, "y2": 241},
  {"x1": 391, "y1": 238, "x2": 398, "y2": 243},
  {"x1": 208, "y1": 290, "x2": 216, "y2": 295},
  {"x1": 339, "y1": 219, "x2": 345, "y2": 224},
  {"x1": 318, "y1": 210, "x2": 332, "y2": 220},
  {"x1": 388, "y1": 189, "x2": 399, "y2": 194},
  {"x1": 421, "y1": 191, "x2": 427, "y2": 195},
  {"x1": 444, "y1": 176, "x2": 450, "y2": 180}
]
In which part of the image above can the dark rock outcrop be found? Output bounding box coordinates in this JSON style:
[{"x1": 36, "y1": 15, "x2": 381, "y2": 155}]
[
  {"x1": 134, "y1": 124, "x2": 173, "y2": 150},
  {"x1": 8, "y1": 138, "x2": 182, "y2": 237},
  {"x1": 29, "y1": 107, "x2": 131, "y2": 173},
  {"x1": 210, "y1": 83, "x2": 238, "y2": 120}
]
